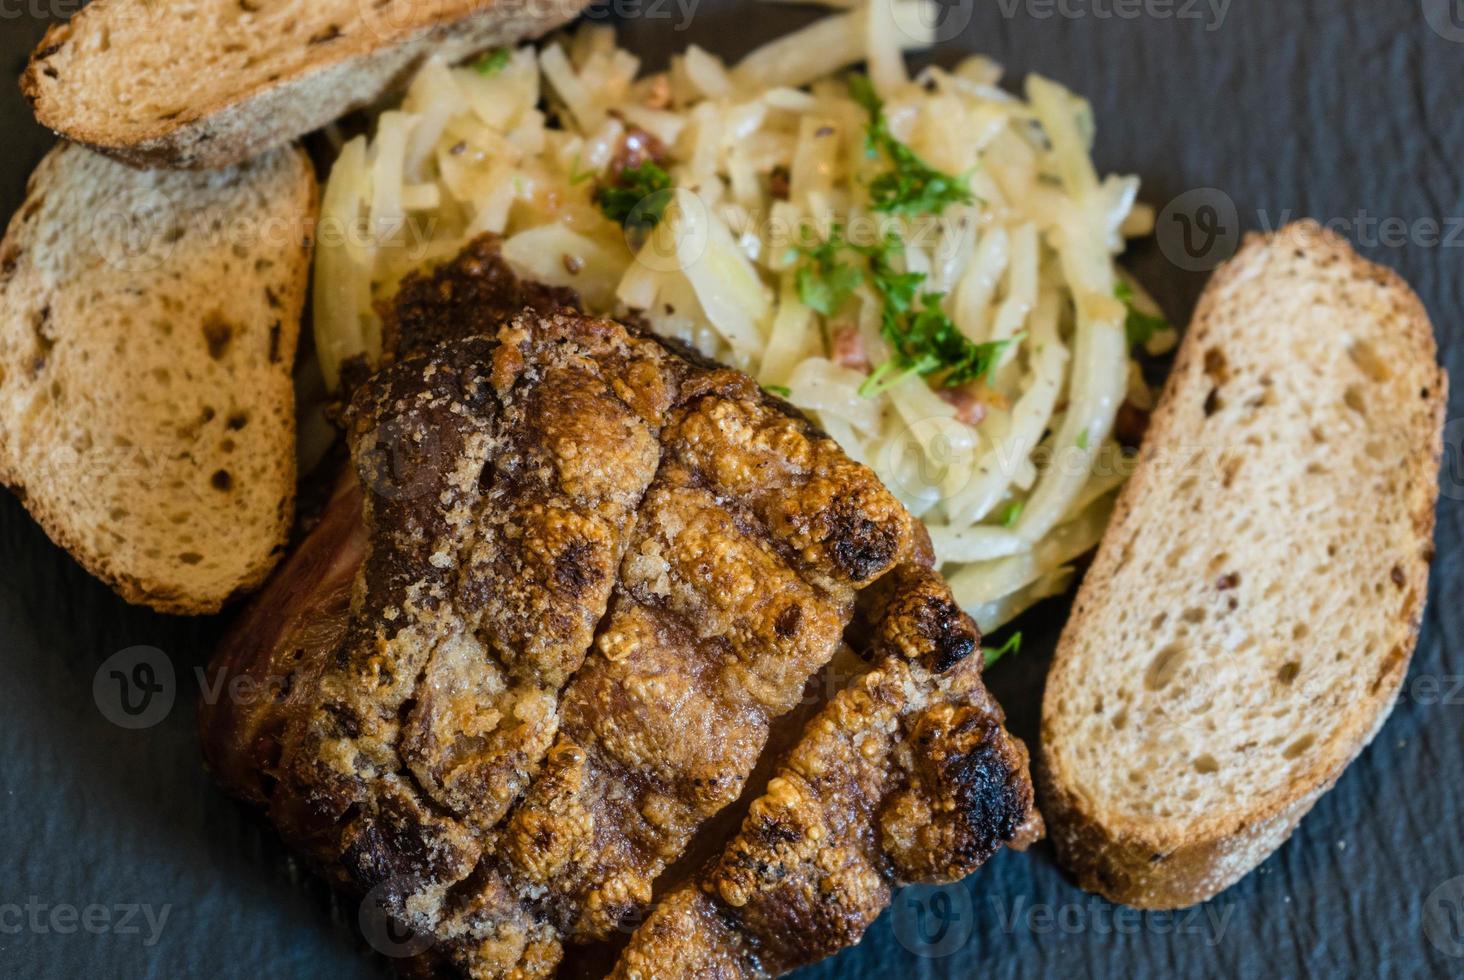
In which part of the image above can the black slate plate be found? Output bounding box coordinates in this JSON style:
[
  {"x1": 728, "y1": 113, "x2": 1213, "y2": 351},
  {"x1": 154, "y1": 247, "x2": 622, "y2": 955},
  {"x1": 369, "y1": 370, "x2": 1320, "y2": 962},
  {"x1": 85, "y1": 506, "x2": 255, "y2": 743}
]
[{"x1": 2, "y1": 2, "x2": 1461, "y2": 978}]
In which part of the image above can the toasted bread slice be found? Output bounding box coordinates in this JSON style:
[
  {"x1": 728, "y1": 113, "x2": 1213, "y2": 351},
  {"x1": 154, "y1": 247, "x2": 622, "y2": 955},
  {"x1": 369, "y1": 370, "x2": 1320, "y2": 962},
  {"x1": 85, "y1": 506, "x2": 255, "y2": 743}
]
[
  {"x1": 1039, "y1": 221, "x2": 1446, "y2": 908},
  {"x1": 22, "y1": 0, "x2": 590, "y2": 169},
  {"x1": 0, "y1": 142, "x2": 316, "y2": 614}
]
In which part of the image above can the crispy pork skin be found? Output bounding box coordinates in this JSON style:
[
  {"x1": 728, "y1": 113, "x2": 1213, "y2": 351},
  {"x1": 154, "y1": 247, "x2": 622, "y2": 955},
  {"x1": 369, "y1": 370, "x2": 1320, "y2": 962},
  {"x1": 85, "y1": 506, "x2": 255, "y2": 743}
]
[
  {"x1": 612, "y1": 565, "x2": 1041, "y2": 979},
  {"x1": 199, "y1": 237, "x2": 1037, "y2": 978}
]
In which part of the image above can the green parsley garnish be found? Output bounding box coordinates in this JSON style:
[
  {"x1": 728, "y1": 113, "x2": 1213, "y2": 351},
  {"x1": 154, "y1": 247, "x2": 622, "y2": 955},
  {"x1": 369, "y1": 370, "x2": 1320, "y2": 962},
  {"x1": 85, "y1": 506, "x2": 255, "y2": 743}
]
[
  {"x1": 788, "y1": 227, "x2": 1017, "y2": 397},
  {"x1": 1076, "y1": 427, "x2": 1090, "y2": 450},
  {"x1": 1001, "y1": 501, "x2": 1024, "y2": 528},
  {"x1": 1115, "y1": 281, "x2": 1171, "y2": 349},
  {"x1": 866, "y1": 240, "x2": 924, "y2": 314},
  {"x1": 982, "y1": 631, "x2": 1023, "y2": 669},
  {"x1": 595, "y1": 162, "x2": 674, "y2": 235},
  {"x1": 789, "y1": 226, "x2": 927, "y2": 318},
  {"x1": 862, "y1": 297, "x2": 1020, "y2": 397},
  {"x1": 472, "y1": 48, "x2": 511, "y2": 76},
  {"x1": 791, "y1": 230, "x2": 865, "y2": 316},
  {"x1": 763, "y1": 384, "x2": 792, "y2": 397},
  {"x1": 785, "y1": 84, "x2": 1002, "y2": 394},
  {"x1": 848, "y1": 74, "x2": 975, "y2": 216}
]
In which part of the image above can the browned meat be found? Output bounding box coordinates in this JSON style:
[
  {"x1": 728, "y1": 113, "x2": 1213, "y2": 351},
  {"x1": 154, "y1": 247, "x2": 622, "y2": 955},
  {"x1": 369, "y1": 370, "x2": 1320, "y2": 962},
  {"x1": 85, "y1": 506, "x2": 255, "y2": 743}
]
[
  {"x1": 382, "y1": 234, "x2": 580, "y2": 362},
  {"x1": 199, "y1": 237, "x2": 1037, "y2": 979},
  {"x1": 199, "y1": 472, "x2": 365, "y2": 806},
  {"x1": 612, "y1": 565, "x2": 1040, "y2": 979},
  {"x1": 498, "y1": 376, "x2": 913, "y2": 943}
]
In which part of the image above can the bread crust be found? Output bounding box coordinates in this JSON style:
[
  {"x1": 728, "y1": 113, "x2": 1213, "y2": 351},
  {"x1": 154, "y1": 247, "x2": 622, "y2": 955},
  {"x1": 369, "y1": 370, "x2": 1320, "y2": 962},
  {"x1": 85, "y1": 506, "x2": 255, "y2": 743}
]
[
  {"x1": 22, "y1": 0, "x2": 591, "y2": 170},
  {"x1": 0, "y1": 143, "x2": 317, "y2": 615},
  {"x1": 1038, "y1": 220, "x2": 1447, "y2": 909}
]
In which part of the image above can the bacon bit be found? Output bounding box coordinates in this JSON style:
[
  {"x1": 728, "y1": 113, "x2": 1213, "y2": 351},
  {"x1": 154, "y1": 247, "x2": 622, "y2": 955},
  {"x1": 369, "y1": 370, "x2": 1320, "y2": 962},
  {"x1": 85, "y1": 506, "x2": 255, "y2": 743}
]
[
  {"x1": 768, "y1": 166, "x2": 791, "y2": 201},
  {"x1": 449, "y1": 141, "x2": 467, "y2": 156},
  {"x1": 610, "y1": 127, "x2": 670, "y2": 178},
  {"x1": 641, "y1": 74, "x2": 672, "y2": 110},
  {"x1": 938, "y1": 385, "x2": 988, "y2": 427},
  {"x1": 832, "y1": 326, "x2": 869, "y2": 373},
  {"x1": 1114, "y1": 400, "x2": 1151, "y2": 449},
  {"x1": 562, "y1": 254, "x2": 585, "y2": 275},
  {"x1": 814, "y1": 125, "x2": 835, "y2": 138}
]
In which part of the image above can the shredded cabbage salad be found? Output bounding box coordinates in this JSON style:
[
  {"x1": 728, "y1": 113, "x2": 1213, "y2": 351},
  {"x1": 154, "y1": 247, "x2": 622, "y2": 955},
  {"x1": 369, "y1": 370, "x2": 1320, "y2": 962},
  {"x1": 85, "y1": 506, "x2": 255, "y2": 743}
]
[{"x1": 312, "y1": 0, "x2": 1175, "y2": 632}]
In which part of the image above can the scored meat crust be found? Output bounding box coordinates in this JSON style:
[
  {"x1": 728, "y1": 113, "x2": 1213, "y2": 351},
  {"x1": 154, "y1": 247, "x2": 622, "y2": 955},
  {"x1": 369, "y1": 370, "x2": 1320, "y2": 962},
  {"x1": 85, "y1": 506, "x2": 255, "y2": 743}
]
[
  {"x1": 200, "y1": 236, "x2": 1041, "y2": 978},
  {"x1": 613, "y1": 564, "x2": 1042, "y2": 979}
]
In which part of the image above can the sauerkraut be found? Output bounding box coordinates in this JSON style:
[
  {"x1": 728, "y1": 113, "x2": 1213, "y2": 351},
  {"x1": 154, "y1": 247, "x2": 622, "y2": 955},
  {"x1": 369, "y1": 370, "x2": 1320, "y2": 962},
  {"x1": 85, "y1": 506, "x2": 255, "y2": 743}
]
[{"x1": 311, "y1": 0, "x2": 1174, "y2": 632}]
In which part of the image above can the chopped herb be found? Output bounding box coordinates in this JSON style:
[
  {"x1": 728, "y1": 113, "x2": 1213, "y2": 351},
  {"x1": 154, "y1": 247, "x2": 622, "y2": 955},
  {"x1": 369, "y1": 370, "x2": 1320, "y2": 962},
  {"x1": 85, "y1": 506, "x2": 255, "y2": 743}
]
[
  {"x1": 567, "y1": 154, "x2": 595, "y2": 186},
  {"x1": 1115, "y1": 281, "x2": 1171, "y2": 349},
  {"x1": 790, "y1": 228, "x2": 865, "y2": 315},
  {"x1": 848, "y1": 74, "x2": 975, "y2": 216},
  {"x1": 595, "y1": 161, "x2": 674, "y2": 234},
  {"x1": 472, "y1": 48, "x2": 511, "y2": 76},
  {"x1": 763, "y1": 384, "x2": 792, "y2": 397},
  {"x1": 866, "y1": 241, "x2": 924, "y2": 314},
  {"x1": 789, "y1": 226, "x2": 927, "y2": 317},
  {"x1": 1001, "y1": 501, "x2": 1024, "y2": 528},
  {"x1": 861, "y1": 297, "x2": 1020, "y2": 397},
  {"x1": 789, "y1": 227, "x2": 1018, "y2": 397},
  {"x1": 796, "y1": 263, "x2": 864, "y2": 316},
  {"x1": 1076, "y1": 427, "x2": 1090, "y2": 450},
  {"x1": 982, "y1": 631, "x2": 1023, "y2": 669}
]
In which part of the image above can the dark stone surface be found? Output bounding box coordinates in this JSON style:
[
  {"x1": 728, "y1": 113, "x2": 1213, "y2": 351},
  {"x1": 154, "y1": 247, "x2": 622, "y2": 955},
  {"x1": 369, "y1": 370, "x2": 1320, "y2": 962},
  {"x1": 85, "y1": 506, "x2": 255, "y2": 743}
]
[{"x1": 1, "y1": 2, "x2": 1460, "y2": 977}]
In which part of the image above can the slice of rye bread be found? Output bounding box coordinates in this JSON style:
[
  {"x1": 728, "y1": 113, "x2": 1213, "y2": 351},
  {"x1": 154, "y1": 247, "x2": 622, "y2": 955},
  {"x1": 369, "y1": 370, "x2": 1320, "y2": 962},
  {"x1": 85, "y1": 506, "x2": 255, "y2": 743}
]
[
  {"x1": 22, "y1": 0, "x2": 592, "y2": 170},
  {"x1": 1039, "y1": 220, "x2": 1447, "y2": 909},
  {"x1": 0, "y1": 142, "x2": 316, "y2": 615}
]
